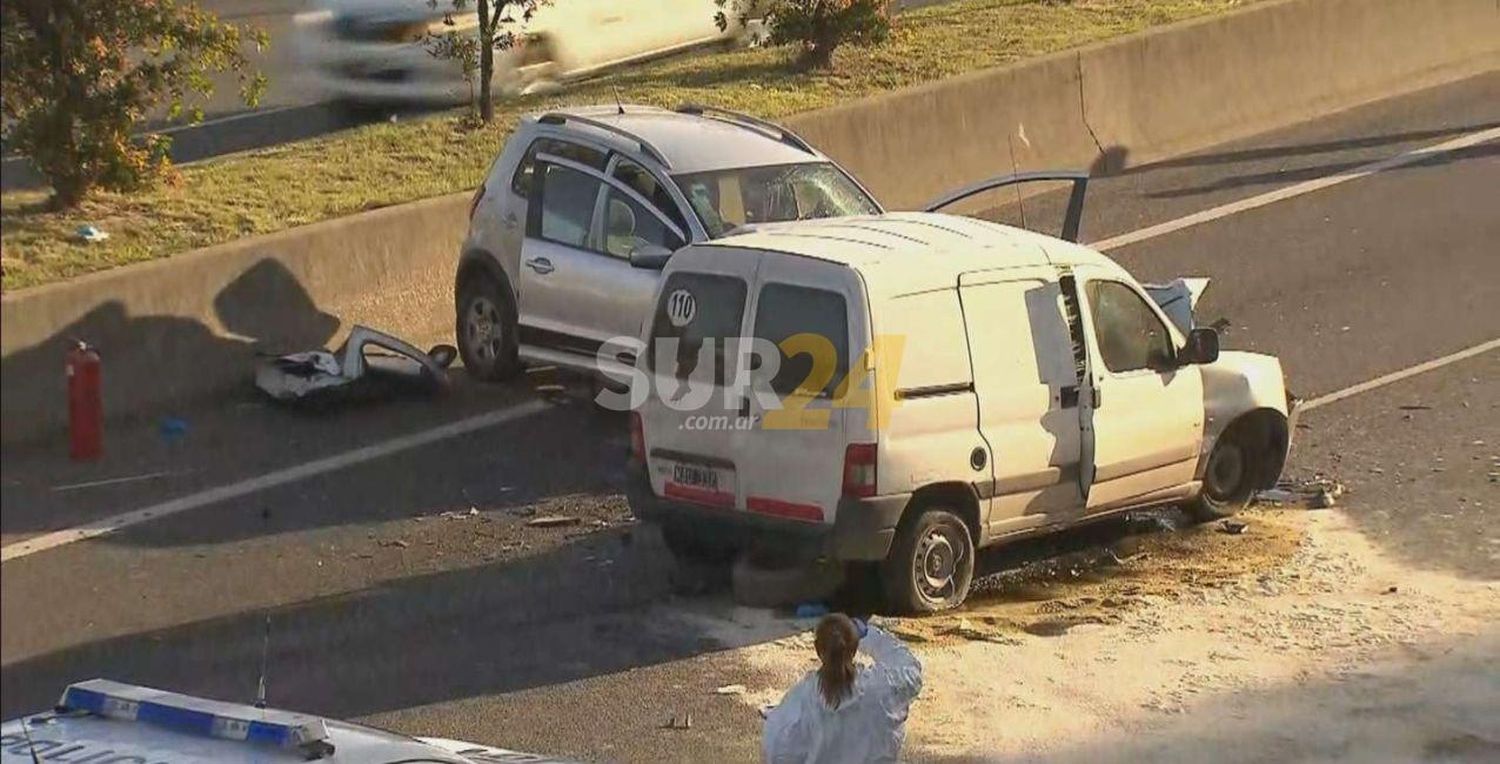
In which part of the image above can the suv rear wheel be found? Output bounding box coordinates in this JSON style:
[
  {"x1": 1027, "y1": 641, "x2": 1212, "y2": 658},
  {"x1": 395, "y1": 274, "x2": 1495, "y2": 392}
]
[
  {"x1": 882, "y1": 507, "x2": 975, "y2": 614},
  {"x1": 457, "y1": 273, "x2": 521, "y2": 381}
]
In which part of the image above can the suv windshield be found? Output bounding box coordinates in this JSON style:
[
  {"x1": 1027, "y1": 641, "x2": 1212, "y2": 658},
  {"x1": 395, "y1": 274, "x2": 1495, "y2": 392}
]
[{"x1": 674, "y1": 162, "x2": 879, "y2": 238}]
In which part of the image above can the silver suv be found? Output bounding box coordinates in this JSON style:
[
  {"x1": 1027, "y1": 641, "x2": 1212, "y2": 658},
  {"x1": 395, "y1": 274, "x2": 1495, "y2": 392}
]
[{"x1": 454, "y1": 104, "x2": 883, "y2": 381}]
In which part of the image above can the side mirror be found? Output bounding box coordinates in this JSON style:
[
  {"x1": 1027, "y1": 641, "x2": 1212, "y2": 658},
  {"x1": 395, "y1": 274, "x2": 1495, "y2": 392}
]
[
  {"x1": 629, "y1": 243, "x2": 673, "y2": 270},
  {"x1": 1181, "y1": 327, "x2": 1221, "y2": 365}
]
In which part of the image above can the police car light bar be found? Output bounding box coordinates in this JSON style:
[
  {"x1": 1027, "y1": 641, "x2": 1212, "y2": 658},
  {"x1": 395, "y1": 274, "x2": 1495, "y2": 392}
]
[{"x1": 59, "y1": 679, "x2": 333, "y2": 755}]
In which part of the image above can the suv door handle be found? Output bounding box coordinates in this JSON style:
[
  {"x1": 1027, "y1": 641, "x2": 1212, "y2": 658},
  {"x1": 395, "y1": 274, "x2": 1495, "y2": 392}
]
[
  {"x1": 504, "y1": 213, "x2": 519, "y2": 230},
  {"x1": 525, "y1": 257, "x2": 554, "y2": 274}
]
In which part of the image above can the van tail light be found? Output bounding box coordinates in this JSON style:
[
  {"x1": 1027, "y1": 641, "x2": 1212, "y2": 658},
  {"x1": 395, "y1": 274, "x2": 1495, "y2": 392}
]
[
  {"x1": 468, "y1": 183, "x2": 486, "y2": 220},
  {"x1": 842, "y1": 443, "x2": 878, "y2": 499},
  {"x1": 629, "y1": 412, "x2": 646, "y2": 465}
]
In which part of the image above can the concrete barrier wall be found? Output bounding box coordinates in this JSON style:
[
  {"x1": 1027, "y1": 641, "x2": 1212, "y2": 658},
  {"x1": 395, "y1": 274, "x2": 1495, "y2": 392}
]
[
  {"x1": 4, "y1": 0, "x2": 1497, "y2": 444},
  {"x1": 1, "y1": 194, "x2": 467, "y2": 443},
  {"x1": 786, "y1": 0, "x2": 1500, "y2": 210}
]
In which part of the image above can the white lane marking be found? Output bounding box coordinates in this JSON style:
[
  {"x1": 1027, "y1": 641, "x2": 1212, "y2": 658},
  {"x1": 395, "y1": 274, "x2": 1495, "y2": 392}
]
[
  {"x1": 152, "y1": 105, "x2": 303, "y2": 136},
  {"x1": 51, "y1": 470, "x2": 186, "y2": 493},
  {"x1": 1, "y1": 400, "x2": 548, "y2": 563},
  {"x1": 1300, "y1": 338, "x2": 1500, "y2": 413},
  {"x1": 1091, "y1": 126, "x2": 1500, "y2": 252}
]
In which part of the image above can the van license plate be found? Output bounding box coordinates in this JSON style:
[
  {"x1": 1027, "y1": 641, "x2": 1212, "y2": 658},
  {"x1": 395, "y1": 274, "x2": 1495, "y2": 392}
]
[
  {"x1": 662, "y1": 460, "x2": 736, "y2": 506},
  {"x1": 673, "y1": 463, "x2": 719, "y2": 491}
]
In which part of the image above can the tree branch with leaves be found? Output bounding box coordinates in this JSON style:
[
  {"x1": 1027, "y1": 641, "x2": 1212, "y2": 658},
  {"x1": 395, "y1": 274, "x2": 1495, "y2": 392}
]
[
  {"x1": 717, "y1": 0, "x2": 890, "y2": 70},
  {"x1": 1, "y1": 0, "x2": 267, "y2": 209},
  {"x1": 424, "y1": 0, "x2": 547, "y2": 124}
]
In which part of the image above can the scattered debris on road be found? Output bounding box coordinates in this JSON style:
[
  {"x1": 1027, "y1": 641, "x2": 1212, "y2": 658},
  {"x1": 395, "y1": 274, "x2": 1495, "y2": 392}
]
[
  {"x1": 1219, "y1": 519, "x2": 1249, "y2": 535},
  {"x1": 662, "y1": 713, "x2": 693, "y2": 730},
  {"x1": 255, "y1": 325, "x2": 455, "y2": 406},
  {"x1": 1255, "y1": 475, "x2": 1345, "y2": 508},
  {"x1": 158, "y1": 416, "x2": 189, "y2": 443},
  {"x1": 794, "y1": 602, "x2": 829, "y2": 619},
  {"x1": 380, "y1": 539, "x2": 410, "y2": 549},
  {"x1": 713, "y1": 684, "x2": 747, "y2": 696},
  {"x1": 527, "y1": 515, "x2": 581, "y2": 528}
]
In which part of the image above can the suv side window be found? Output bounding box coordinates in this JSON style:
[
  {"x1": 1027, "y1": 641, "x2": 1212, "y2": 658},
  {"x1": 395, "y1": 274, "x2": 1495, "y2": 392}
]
[
  {"x1": 1085, "y1": 280, "x2": 1174, "y2": 373},
  {"x1": 511, "y1": 138, "x2": 606, "y2": 197},
  {"x1": 753, "y1": 284, "x2": 849, "y2": 397},
  {"x1": 612, "y1": 157, "x2": 688, "y2": 232},
  {"x1": 602, "y1": 188, "x2": 685, "y2": 259},
  {"x1": 535, "y1": 164, "x2": 602, "y2": 248}
]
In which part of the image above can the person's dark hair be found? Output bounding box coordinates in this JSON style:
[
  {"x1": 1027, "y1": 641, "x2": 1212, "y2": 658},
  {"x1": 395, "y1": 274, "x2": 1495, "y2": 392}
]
[{"x1": 814, "y1": 613, "x2": 860, "y2": 709}]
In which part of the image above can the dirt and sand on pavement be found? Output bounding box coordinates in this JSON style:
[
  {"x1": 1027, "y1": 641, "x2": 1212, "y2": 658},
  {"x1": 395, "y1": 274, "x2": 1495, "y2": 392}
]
[{"x1": 718, "y1": 507, "x2": 1499, "y2": 762}]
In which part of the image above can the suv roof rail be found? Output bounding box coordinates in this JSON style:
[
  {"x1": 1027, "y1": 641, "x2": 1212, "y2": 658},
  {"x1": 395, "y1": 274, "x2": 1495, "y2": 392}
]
[
  {"x1": 537, "y1": 112, "x2": 673, "y2": 169},
  {"x1": 675, "y1": 103, "x2": 815, "y2": 155}
]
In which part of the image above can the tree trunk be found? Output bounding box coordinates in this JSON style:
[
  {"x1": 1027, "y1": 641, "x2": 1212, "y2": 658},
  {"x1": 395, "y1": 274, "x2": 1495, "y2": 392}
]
[
  {"x1": 41, "y1": 2, "x2": 90, "y2": 209},
  {"x1": 801, "y1": 41, "x2": 836, "y2": 70},
  {"x1": 478, "y1": 0, "x2": 495, "y2": 123},
  {"x1": 802, "y1": 21, "x2": 840, "y2": 70}
]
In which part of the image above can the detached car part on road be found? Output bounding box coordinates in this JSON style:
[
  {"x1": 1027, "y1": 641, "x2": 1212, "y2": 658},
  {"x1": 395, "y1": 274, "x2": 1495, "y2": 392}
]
[
  {"x1": 255, "y1": 325, "x2": 457, "y2": 406},
  {"x1": 0, "y1": 679, "x2": 572, "y2": 763},
  {"x1": 454, "y1": 103, "x2": 882, "y2": 383},
  {"x1": 624, "y1": 209, "x2": 1293, "y2": 614}
]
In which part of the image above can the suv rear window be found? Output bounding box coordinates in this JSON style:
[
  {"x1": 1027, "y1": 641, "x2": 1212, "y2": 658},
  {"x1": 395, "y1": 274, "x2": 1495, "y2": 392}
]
[
  {"x1": 753, "y1": 284, "x2": 849, "y2": 397},
  {"x1": 511, "y1": 138, "x2": 606, "y2": 197},
  {"x1": 648, "y1": 273, "x2": 748, "y2": 386}
]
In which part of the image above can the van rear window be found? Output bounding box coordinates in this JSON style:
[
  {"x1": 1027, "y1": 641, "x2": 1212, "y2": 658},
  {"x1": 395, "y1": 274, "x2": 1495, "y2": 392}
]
[
  {"x1": 753, "y1": 284, "x2": 849, "y2": 398},
  {"x1": 648, "y1": 273, "x2": 748, "y2": 385}
]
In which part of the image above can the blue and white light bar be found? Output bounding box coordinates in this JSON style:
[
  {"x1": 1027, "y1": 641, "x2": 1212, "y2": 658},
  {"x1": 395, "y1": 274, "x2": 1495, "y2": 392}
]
[{"x1": 58, "y1": 679, "x2": 331, "y2": 752}]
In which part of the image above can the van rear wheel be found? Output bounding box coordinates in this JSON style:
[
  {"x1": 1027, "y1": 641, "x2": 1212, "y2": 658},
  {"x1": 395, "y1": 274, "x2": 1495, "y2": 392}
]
[
  {"x1": 882, "y1": 507, "x2": 974, "y2": 614},
  {"x1": 661, "y1": 524, "x2": 737, "y2": 566}
]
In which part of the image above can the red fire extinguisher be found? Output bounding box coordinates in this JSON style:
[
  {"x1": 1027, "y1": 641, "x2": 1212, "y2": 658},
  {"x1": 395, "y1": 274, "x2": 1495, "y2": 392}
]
[{"x1": 66, "y1": 340, "x2": 102, "y2": 461}]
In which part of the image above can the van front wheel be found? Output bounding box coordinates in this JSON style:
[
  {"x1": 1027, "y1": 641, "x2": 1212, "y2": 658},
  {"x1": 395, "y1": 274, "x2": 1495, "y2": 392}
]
[
  {"x1": 1190, "y1": 427, "x2": 1258, "y2": 521},
  {"x1": 882, "y1": 507, "x2": 975, "y2": 614}
]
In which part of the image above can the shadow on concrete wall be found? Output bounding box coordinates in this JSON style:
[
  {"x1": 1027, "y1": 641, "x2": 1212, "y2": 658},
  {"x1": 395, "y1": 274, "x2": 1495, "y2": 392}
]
[{"x1": 1, "y1": 259, "x2": 341, "y2": 443}]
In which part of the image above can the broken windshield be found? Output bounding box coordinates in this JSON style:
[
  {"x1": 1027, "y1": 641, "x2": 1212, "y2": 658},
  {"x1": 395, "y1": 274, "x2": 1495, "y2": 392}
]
[{"x1": 673, "y1": 161, "x2": 880, "y2": 238}]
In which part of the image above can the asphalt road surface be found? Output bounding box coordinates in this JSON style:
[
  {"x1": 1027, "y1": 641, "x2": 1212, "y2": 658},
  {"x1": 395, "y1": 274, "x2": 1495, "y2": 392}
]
[{"x1": 2, "y1": 71, "x2": 1497, "y2": 761}]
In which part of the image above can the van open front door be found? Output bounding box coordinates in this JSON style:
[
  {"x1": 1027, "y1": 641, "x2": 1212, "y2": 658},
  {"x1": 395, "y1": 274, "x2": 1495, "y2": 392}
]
[{"x1": 923, "y1": 171, "x2": 1090, "y2": 243}]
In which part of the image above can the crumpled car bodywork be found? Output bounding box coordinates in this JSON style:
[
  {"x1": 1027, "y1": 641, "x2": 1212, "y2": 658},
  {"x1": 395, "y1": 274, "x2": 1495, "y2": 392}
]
[
  {"x1": 1143, "y1": 277, "x2": 1212, "y2": 334},
  {"x1": 256, "y1": 325, "x2": 456, "y2": 405}
]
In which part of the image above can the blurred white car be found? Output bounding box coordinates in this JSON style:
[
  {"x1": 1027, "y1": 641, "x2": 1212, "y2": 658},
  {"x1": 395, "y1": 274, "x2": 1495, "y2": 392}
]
[{"x1": 293, "y1": 0, "x2": 754, "y2": 105}]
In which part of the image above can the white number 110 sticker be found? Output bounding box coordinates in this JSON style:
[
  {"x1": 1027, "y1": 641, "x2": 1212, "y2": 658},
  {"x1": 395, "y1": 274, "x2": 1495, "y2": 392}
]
[{"x1": 667, "y1": 289, "x2": 697, "y2": 327}]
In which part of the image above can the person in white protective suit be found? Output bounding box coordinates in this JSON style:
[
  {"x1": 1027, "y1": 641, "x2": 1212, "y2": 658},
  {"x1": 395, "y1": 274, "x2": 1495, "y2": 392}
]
[{"x1": 762, "y1": 613, "x2": 924, "y2": 763}]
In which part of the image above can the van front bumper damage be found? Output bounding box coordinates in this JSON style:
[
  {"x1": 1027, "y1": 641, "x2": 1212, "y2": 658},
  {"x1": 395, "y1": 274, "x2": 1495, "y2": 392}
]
[{"x1": 625, "y1": 466, "x2": 908, "y2": 561}]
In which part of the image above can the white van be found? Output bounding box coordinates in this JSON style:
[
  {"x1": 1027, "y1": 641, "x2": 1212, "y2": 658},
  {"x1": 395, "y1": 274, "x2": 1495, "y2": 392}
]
[{"x1": 625, "y1": 212, "x2": 1293, "y2": 613}]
